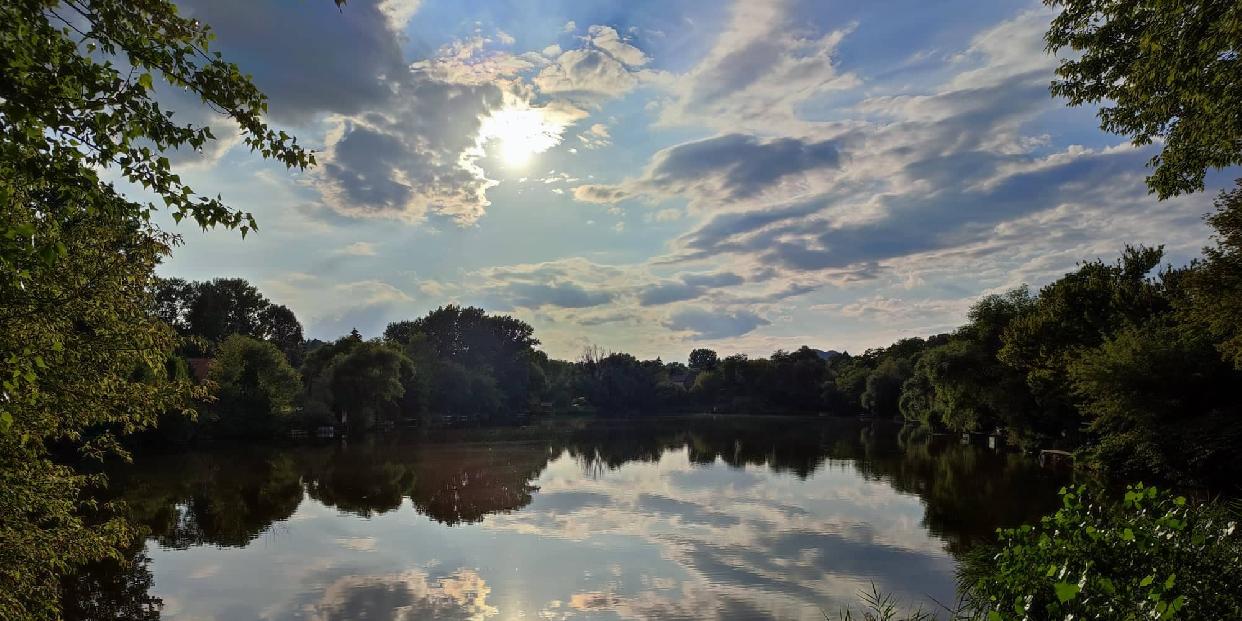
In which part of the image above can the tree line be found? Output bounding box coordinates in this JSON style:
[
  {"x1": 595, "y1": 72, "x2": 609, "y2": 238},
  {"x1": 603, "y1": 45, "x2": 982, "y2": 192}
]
[{"x1": 150, "y1": 191, "x2": 1242, "y2": 493}]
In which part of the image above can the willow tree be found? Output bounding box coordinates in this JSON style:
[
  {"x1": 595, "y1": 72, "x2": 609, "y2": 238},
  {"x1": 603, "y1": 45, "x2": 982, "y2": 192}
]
[{"x1": 0, "y1": 1, "x2": 313, "y2": 616}]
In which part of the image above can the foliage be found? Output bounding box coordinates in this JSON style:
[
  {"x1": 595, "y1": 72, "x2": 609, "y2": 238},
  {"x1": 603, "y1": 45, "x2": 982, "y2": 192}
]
[
  {"x1": 998, "y1": 246, "x2": 1168, "y2": 441},
  {"x1": 155, "y1": 277, "x2": 306, "y2": 364},
  {"x1": 1180, "y1": 180, "x2": 1242, "y2": 368},
  {"x1": 961, "y1": 484, "x2": 1242, "y2": 620},
  {"x1": 325, "y1": 341, "x2": 414, "y2": 431},
  {"x1": 0, "y1": 0, "x2": 311, "y2": 615},
  {"x1": 1044, "y1": 0, "x2": 1242, "y2": 198},
  {"x1": 1068, "y1": 318, "x2": 1242, "y2": 485},
  {"x1": 300, "y1": 336, "x2": 413, "y2": 431},
  {"x1": 385, "y1": 305, "x2": 538, "y2": 419},
  {"x1": 900, "y1": 290, "x2": 1039, "y2": 439},
  {"x1": 688, "y1": 348, "x2": 719, "y2": 371},
  {"x1": 206, "y1": 335, "x2": 301, "y2": 439}
]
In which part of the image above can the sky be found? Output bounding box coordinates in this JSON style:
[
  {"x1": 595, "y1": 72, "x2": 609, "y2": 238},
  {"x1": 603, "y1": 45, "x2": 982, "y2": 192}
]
[{"x1": 145, "y1": 0, "x2": 1234, "y2": 361}]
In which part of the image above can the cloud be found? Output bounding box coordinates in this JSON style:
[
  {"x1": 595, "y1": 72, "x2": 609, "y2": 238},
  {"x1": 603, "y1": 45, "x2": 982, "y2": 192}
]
[
  {"x1": 637, "y1": 272, "x2": 744, "y2": 306},
  {"x1": 315, "y1": 44, "x2": 581, "y2": 224},
  {"x1": 583, "y1": 25, "x2": 649, "y2": 67},
  {"x1": 467, "y1": 259, "x2": 622, "y2": 310},
  {"x1": 664, "y1": 307, "x2": 770, "y2": 340},
  {"x1": 640, "y1": 5, "x2": 1212, "y2": 305},
  {"x1": 504, "y1": 282, "x2": 615, "y2": 309},
  {"x1": 534, "y1": 26, "x2": 651, "y2": 102},
  {"x1": 305, "y1": 569, "x2": 497, "y2": 621},
  {"x1": 573, "y1": 184, "x2": 631, "y2": 204},
  {"x1": 574, "y1": 133, "x2": 843, "y2": 209},
  {"x1": 377, "y1": 0, "x2": 422, "y2": 31},
  {"x1": 263, "y1": 274, "x2": 414, "y2": 339},
  {"x1": 333, "y1": 242, "x2": 379, "y2": 257},
  {"x1": 176, "y1": 0, "x2": 407, "y2": 125},
  {"x1": 578, "y1": 123, "x2": 612, "y2": 149},
  {"x1": 656, "y1": 0, "x2": 859, "y2": 131},
  {"x1": 303, "y1": 25, "x2": 639, "y2": 226}
]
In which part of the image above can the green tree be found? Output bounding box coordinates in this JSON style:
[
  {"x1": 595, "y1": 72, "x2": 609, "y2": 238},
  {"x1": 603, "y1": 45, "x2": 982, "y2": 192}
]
[
  {"x1": 207, "y1": 335, "x2": 301, "y2": 439},
  {"x1": 259, "y1": 304, "x2": 306, "y2": 366},
  {"x1": 385, "y1": 306, "x2": 538, "y2": 416},
  {"x1": 321, "y1": 341, "x2": 413, "y2": 431},
  {"x1": 899, "y1": 289, "x2": 1038, "y2": 441},
  {"x1": 1068, "y1": 317, "x2": 1242, "y2": 485},
  {"x1": 1181, "y1": 181, "x2": 1242, "y2": 368},
  {"x1": 861, "y1": 358, "x2": 912, "y2": 418},
  {"x1": 688, "y1": 348, "x2": 719, "y2": 371},
  {"x1": 1044, "y1": 0, "x2": 1242, "y2": 198},
  {"x1": 0, "y1": 0, "x2": 311, "y2": 615},
  {"x1": 999, "y1": 246, "x2": 1168, "y2": 440}
]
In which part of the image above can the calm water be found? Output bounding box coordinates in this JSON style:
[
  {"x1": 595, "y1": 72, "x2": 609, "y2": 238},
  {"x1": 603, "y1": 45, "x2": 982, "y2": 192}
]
[{"x1": 67, "y1": 416, "x2": 1068, "y2": 620}]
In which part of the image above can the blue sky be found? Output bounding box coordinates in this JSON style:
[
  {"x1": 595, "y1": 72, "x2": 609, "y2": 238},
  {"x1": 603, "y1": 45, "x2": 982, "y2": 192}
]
[{"x1": 148, "y1": 0, "x2": 1230, "y2": 361}]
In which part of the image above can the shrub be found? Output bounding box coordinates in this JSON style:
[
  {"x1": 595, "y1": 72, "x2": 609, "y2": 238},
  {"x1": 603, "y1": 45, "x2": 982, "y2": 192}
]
[{"x1": 960, "y1": 484, "x2": 1242, "y2": 620}]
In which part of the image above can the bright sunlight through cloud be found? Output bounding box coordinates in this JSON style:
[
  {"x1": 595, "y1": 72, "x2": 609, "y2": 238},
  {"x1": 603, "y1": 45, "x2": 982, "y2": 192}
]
[{"x1": 478, "y1": 105, "x2": 566, "y2": 168}]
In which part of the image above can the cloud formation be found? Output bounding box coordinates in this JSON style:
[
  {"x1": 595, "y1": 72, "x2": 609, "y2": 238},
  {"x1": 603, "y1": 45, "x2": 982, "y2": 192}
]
[
  {"x1": 534, "y1": 26, "x2": 650, "y2": 102},
  {"x1": 664, "y1": 307, "x2": 770, "y2": 340},
  {"x1": 574, "y1": 133, "x2": 843, "y2": 210}
]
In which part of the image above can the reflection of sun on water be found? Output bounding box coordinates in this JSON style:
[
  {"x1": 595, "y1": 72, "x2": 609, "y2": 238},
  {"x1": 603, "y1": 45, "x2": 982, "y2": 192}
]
[{"x1": 478, "y1": 105, "x2": 563, "y2": 168}]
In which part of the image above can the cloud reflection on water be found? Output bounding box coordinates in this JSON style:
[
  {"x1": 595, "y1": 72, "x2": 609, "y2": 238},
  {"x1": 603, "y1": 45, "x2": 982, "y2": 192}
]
[{"x1": 76, "y1": 418, "x2": 1065, "y2": 621}]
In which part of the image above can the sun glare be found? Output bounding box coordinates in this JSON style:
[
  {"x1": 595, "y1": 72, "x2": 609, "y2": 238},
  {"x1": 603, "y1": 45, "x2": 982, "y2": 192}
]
[{"x1": 478, "y1": 106, "x2": 562, "y2": 168}]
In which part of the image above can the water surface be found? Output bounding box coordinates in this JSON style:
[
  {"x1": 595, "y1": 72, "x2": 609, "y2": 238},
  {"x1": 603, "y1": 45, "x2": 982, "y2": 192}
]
[{"x1": 70, "y1": 416, "x2": 1067, "y2": 620}]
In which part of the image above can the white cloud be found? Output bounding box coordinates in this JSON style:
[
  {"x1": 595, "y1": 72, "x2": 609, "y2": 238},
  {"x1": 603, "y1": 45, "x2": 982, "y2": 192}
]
[
  {"x1": 377, "y1": 0, "x2": 422, "y2": 31},
  {"x1": 333, "y1": 241, "x2": 379, "y2": 256}
]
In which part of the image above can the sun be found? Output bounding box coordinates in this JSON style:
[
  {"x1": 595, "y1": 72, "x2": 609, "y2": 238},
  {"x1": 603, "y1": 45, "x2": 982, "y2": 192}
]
[{"x1": 478, "y1": 105, "x2": 562, "y2": 168}]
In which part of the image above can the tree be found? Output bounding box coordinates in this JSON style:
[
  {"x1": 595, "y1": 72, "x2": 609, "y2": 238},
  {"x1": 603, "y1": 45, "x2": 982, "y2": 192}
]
[
  {"x1": 1181, "y1": 180, "x2": 1242, "y2": 368},
  {"x1": 259, "y1": 304, "x2": 306, "y2": 366},
  {"x1": 688, "y1": 348, "x2": 719, "y2": 371},
  {"x1": 0, "y1": 0, "x2": 311, "y2": 615},
  {"x1": 899, "y1": 289, "x2": 1038, "y2": 440},
  {"x1": 385, "y1": 307, "x2": 539, "y2": 416},
  {"x1": 308, "y1": 341, "x2": 412, "y2": 431},
  {"x1": 207, "y1": 335, "x2": 301, "y2": 438},
  {"x1": 999, "y1": 246, "x2": 1168, "y2": 439},
  {"x1": 185, "y1": 278, "x2": 271, "y2": 344},
  {"x1": 861, "y1": 358, "x2": 911, "y2": 418},
  {"x1": 328, "y1": 342, "x2": 411, "y2": 430},
  {"x1": 1044, "y1": 0, "x2": 1242, "y2": 198},
  {"x1": 1068, "y1": 318, "x2": 1242, "y2": 485}
]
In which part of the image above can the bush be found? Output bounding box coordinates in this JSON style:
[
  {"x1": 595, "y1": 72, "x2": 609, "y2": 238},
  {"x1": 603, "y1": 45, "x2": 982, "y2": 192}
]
[{"x1": 960, "y1": 484, "x2": 1242, "y2": 620}]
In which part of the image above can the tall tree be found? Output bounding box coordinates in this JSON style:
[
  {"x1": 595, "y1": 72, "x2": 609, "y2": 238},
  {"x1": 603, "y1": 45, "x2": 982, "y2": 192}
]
[
  {"x1": 688, "y1": 348, "x2": 719, "y2": 371},
  {"x1": 0, "y1": 0, "x2": 312, "y2": 616},
  {"x1": 1181, "y1": 181, "x2": 1242, "y2": 368},
  {"x1": 1044, "y1": 0, "x2": 1242, "y2": 197},
  {"x1": 185, "y1": 278, "x2": 270, "y2": 344},
  {"x1": 259, "y1": 304, "x2": 306, "y2": 366}
]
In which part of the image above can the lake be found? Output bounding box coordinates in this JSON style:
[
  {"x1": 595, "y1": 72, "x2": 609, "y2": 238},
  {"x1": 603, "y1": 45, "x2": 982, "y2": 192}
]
[{"x1": 66, "y1": 416, "x2": 1068, "y2": 620}]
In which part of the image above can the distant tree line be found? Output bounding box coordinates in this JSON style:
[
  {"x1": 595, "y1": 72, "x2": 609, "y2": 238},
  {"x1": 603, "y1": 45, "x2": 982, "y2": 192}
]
[{"x1": 147, "y1": 184, "x2": 1242, "y2": 491}]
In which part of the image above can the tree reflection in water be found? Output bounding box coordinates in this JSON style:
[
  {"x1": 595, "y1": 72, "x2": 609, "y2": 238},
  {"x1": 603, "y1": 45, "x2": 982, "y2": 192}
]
[{"x1": 62, "y1": 416, "x2": 1066, "y2": 619}]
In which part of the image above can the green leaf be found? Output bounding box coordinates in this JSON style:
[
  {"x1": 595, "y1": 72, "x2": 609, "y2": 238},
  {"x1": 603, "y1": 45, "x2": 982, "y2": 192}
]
[
  {"x1": 1054, "y1": 582, "x2": 1081, "y2": 603},
  {"x1": 138, "y1": 72, "x2": 154, "y2": 90}
]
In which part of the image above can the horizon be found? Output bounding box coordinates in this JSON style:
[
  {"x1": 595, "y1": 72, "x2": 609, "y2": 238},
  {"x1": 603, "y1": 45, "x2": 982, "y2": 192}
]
[{"x1": 138, "y1": 0, "x2": 1233, "y2": 360}]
